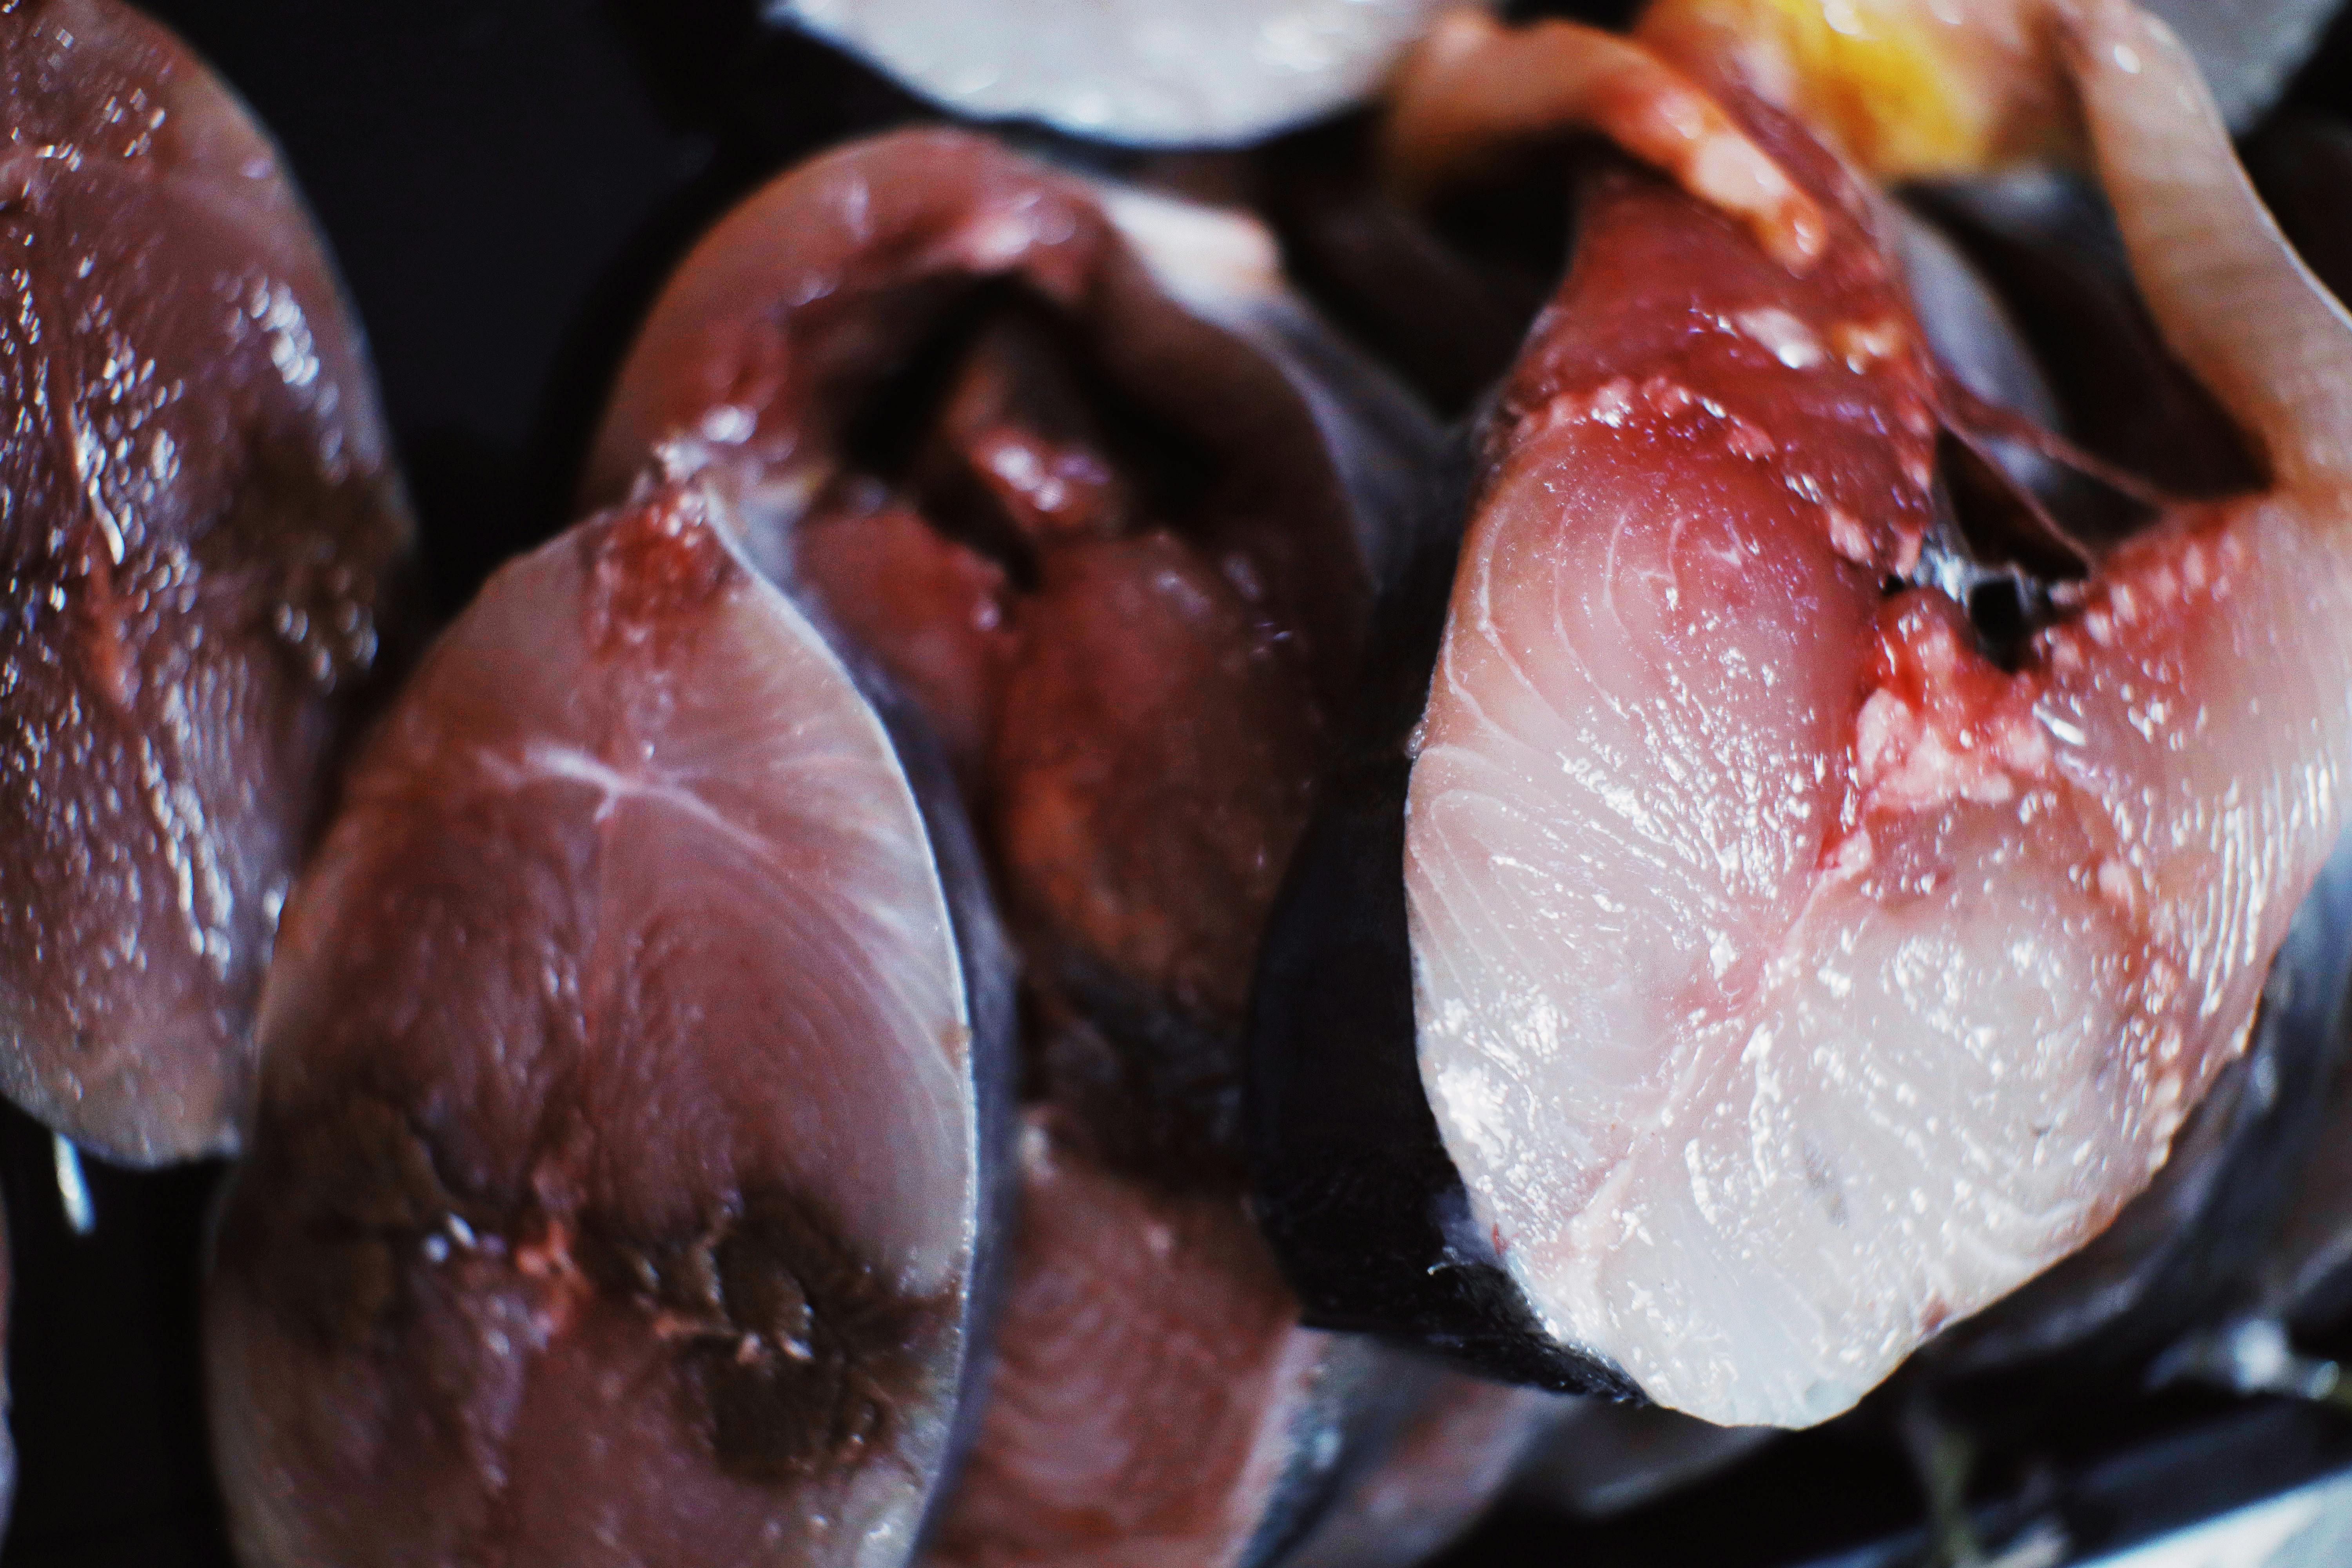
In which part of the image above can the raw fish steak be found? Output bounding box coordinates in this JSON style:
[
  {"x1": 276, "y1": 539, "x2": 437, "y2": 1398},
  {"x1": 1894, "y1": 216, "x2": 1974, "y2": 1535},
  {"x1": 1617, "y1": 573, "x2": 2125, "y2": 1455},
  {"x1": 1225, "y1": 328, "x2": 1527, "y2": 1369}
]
[
  {"x1": 205, "y1": 483, "x2": 1007, "y2": 1567},
  {"x1": 1403, "y1": 0, "x2": 2352, "y2": 1425},
  {"x1": 769, "y1": 0, "x2": 1466, "y2": 147},
  {"x1": 0, "y1": 0, "x2": 411, "y2": 1163},
  {"x1": 591, "y1": 129, "x2": 1438, "y2": 1567}
]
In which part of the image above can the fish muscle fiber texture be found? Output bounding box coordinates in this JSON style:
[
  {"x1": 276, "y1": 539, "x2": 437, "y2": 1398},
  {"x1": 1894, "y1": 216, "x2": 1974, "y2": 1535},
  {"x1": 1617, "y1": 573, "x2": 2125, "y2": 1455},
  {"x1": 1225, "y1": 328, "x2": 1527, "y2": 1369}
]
[
  {"x1": 0, "y1": 0, "x2": 412, "y2": 1163},
  {"x1": 926, "y1": 1110, "x2": 1339, "y2": 1568},
  {"x1": 205, "y1": 485, "x2": 1000, "y2": 1567},
  {"x1": 1405, "y1": 3, "x2": 2352, "y2": 1427}
]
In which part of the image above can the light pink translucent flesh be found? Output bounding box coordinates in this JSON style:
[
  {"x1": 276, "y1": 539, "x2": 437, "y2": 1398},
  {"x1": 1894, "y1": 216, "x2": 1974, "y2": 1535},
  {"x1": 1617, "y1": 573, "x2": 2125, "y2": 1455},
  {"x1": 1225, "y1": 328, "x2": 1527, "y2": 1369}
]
[{"x1": 1406, "y1": 19, "x2": 2352, "y2": 1427}]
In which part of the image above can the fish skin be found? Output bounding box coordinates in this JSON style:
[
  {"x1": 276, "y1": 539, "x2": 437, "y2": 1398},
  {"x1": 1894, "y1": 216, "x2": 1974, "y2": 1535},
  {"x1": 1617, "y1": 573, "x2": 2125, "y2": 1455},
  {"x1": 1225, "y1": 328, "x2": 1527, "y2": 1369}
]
[
  {"x1": 2238, "y1": 116, "x2": 2352, "y2": 1334},
  {"x1": 0, "y1": 0, "x2": 412, "y2": 1164},
  {"x1": 2140, "y1": 0, "x2": 2347, "y2": 130},
  {"x1": 1406, "y1": 67, "x2": 2352, "y2": 1426},
  {"x1": 1511, "y1": 1397, "x2": 1775, "y2": 1520},
  {"x1": 1248, "y1": 419, "x2": 1628, "y2": 1394},
  {"x1": 205, "y1": 485, "x2": 1004, "y2": 1568},
  {"x1": 1915, "y1": 172, "x2": 2260, "y2": 502},
  {"x1": 0, "y1": 1191, "x2": 12, "y2": 1539}
]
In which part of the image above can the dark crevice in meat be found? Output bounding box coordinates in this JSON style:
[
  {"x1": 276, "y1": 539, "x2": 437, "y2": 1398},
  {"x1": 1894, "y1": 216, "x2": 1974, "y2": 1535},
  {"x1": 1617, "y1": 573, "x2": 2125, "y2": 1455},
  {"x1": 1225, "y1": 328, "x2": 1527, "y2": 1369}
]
[{"x1": 1913, "y1": 177, "x2": 2264, "y2": 501}]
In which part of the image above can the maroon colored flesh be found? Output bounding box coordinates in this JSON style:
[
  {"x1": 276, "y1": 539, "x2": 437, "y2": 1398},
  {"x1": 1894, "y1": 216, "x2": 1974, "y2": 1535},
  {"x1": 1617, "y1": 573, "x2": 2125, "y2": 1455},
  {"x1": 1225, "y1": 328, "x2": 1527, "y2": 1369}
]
[
  {"x1": 206, "y1": 486, "x2": 985, "y2": 1568},
  {"x1": 0, "y1": 0, "x2": 412, "y2": 1163}
]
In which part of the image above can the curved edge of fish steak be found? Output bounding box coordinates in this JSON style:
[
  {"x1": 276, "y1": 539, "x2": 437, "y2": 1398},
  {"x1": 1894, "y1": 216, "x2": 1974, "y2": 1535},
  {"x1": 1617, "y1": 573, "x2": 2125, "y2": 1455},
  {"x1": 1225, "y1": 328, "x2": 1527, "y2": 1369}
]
[
  {"x1": 921, "y1": 1108, "x2": 1396, "y2": 1568},
  {"x1": 0, "y1": 0, "x2": 414, "y2": 1164},
  {"x1": 1249, "y1": 414, "x2": 1608, "y2": 1392},
  {"x1": 1403, "y1": 10, "x2": 2352, "y2": 1426},
  {"x1": 1285, "y1": 1367, "x2": 1564, "y2": 1568},
  {"x1": 203, "y1": 483, "x2": 1002, "y2": 1568},
  {"x1": 768, "y1": 0, "x2": 1465, "y2": 149}
]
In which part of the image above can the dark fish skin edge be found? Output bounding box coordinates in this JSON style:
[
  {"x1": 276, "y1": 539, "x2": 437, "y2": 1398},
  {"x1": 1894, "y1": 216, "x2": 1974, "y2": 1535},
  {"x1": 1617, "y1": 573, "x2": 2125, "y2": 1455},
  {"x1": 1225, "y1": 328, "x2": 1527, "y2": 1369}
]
[
  {"x1": 851, "y1": 666, "x2": 1023, "y2": 1547},
  {"x1": 1236, "y1": 1335, "x2": 1416, "y2": 1568},
  {"x1": 1245, "y1": 415, "x2": 1637, "y2": 1402}
]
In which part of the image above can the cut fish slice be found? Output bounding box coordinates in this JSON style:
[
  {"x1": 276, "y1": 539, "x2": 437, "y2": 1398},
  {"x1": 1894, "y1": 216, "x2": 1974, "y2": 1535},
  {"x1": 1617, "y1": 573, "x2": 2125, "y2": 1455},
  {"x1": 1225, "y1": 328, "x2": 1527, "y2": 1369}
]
[
  {"x1": 204, "y1": 484, "x2": 1009, "y2": 1568},
  {"x1": 591, "y1": 128, "x2": 1442, "y2": 1565},
  {"x1": 766, "y1": 0, "x2": 1469, "y2": 148},
  {"x1": 0, "y1": 0, "x2": 413, "y2": 1163},
  {"x1": 1414, "y1": 3, "x2": 2352, "y2": 1426},
  {"x1": 1259, "y1": 1, "x2": 2352, "y2": 1429}
]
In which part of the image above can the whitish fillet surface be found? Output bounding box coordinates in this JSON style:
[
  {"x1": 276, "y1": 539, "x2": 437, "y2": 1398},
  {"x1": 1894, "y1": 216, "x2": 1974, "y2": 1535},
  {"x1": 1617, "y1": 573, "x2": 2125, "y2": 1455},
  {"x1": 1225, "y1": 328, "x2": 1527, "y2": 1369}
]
[
  {"x1": 770, "y1": 0, "x2": 1461, "y2": 147},
  {"x1": 1405, "y1": 5, "x2": 2352, "y2": 1426},
  {"x1": 207, "y1": 486, "x2": 979, "y2": 1567}
]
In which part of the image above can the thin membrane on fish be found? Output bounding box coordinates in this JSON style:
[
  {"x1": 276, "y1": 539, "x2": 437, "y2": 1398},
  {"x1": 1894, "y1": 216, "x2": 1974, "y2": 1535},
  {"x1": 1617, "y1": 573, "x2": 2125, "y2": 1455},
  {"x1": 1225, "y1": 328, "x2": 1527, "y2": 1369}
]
[
  {"x1": 1258, "y1": 0, "x2": 2352, "y2": 1428},
  {"x1": 204, "y1": 485, "x2": 1009, "y2": 1568},
  {"x1": 590, "y1": 127, "x2": 1443, "y2": 1566},
  {"x1": 0, "y1": 0, "x2": 412, "y2": 1163}
]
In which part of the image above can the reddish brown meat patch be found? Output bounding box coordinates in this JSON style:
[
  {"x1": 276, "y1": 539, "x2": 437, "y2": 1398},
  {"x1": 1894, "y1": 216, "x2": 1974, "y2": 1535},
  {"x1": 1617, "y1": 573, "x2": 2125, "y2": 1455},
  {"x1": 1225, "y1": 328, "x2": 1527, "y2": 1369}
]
[
  {"x1": 782, "y1": 281, "x2": 1346, "y2": 1158},
  {"x1": 0, "y1": 0, "x2": 412, "y2": 1163},
  {"x1": 925, "y1": 1113, "x2": 1324, "y2": 1568}
]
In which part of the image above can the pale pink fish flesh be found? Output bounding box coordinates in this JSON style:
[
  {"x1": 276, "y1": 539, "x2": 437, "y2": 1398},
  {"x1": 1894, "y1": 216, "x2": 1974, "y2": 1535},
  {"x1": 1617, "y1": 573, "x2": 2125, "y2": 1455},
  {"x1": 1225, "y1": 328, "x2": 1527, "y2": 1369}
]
[{"x1": 1403, "y1": 4, "x2": 2352, "y2": 1426}]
